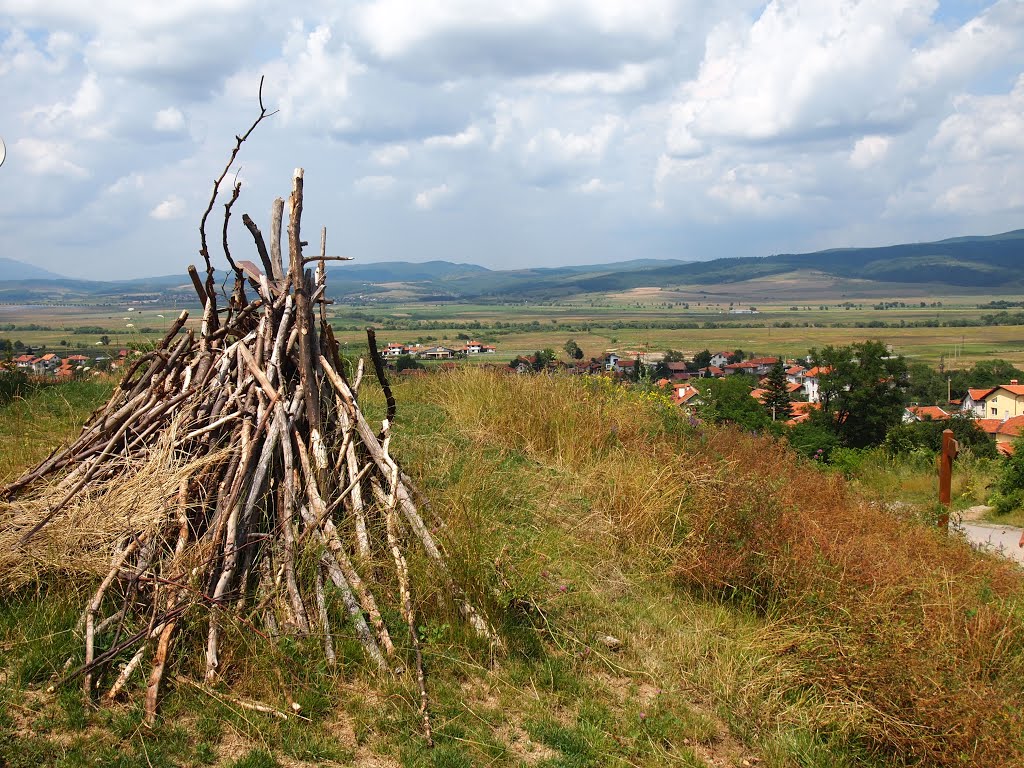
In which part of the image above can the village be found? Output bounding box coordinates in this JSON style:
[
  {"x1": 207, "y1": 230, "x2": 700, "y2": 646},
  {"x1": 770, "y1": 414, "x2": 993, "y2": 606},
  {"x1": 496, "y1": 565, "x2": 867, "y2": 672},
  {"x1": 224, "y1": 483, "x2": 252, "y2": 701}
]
[{"x1": 6, "y1": 333, "x2": 1023, "y2": 461}]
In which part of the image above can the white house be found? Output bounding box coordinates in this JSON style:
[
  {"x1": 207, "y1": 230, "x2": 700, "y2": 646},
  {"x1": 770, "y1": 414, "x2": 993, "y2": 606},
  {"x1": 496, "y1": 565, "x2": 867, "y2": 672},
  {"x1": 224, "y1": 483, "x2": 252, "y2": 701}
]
[
  {"x1": 419, "y1": 346, "x2": 456, "y2": 360},
  {"x1": 802, "y1": 366, "x2": 829, "y2": 403},
  {"x1": 961, "y1": 388, "x2": 995, "y2": 418},
  {"x1": 709, "y1": 351, "x2": 730, "y2": 368}
]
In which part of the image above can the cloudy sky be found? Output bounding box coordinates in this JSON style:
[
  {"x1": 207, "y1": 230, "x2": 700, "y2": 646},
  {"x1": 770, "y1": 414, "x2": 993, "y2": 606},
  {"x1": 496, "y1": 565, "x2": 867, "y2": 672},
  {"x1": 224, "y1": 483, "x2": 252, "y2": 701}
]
[{"x1": 0, "y1": 0, "x2": 1022, "y2": 280}]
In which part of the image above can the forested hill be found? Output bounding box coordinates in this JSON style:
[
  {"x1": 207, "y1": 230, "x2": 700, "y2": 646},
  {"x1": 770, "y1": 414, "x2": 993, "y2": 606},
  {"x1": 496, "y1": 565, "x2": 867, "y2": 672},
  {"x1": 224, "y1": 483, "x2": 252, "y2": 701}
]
[{"x1": 568, "y1": 229, "x2": 1024, "y2": 294}]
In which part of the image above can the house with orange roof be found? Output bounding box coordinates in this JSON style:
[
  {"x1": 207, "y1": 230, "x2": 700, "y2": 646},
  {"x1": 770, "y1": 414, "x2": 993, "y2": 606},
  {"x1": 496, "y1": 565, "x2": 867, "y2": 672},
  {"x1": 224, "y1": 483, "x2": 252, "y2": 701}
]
[
  {"x1": 961, "y1": 387, "x2": 995, "y2": 418},
  {"x1": 745, "y1": 356, "x2": 780, "y2": 375},
  {"x1": 980, "y1": 382, "x2": 1024, "y2": 420},
  {"x1": 724, "y1": 361, "x2": 759, "y2": 376},
  {"x1": 976, "y1": 418, "x2": 1003, "y2": 437},
  {"x1": 32, "y1": 353, "x2": 60, "y2": 375},
  {"x1": 903, "y1": 405, "x2": 951, "y2": 423},
  {"x1": 697, "y1": 365, "x2": 725, "y2": 378},
  {"x1": 616, "y1": 359, "x2": 638, "y2": 376},
  {"x1": 786, "y1": 401, "x2": 821, "y2": 425},
  {"x1": 672, "y1": 384, "x2": 702, "y2": 410},
  {"x1": 802, "y1": 366, "x2": 831, "y2": 403},
  {"x1": 12, "y1": 353, "x2": 35, "y2": 369},
  {"x1": 381, "y1": 342, "x2": 407, "y2": 358},
  {"x1": 995, "y1": 415, "x2": 1024, "y2": 456}
]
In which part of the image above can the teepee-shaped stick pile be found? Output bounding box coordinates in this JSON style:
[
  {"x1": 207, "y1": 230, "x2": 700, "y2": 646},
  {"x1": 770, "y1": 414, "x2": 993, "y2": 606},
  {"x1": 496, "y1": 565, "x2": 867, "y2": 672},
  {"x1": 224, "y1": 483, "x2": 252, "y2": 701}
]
[{"x1": 0, "y1": 102, "x2": 493, "y2": 739}]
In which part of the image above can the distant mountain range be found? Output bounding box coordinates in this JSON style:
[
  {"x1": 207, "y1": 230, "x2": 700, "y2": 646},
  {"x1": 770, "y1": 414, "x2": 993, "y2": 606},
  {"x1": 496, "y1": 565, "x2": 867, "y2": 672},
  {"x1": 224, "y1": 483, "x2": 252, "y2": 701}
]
[
  {"x1": 1, "y1": 229, "x2": 1021, "y2": 304},
  {"x1": 0, "y1": 257, "x2": 65, "y2": 281}
]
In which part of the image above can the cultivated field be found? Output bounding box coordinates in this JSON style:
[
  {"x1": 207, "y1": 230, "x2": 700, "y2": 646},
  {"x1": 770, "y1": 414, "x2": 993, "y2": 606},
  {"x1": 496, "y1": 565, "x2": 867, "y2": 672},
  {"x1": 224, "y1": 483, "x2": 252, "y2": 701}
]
[{"x1": 3, "y1": 287, "x2": 1022, "y2": 367}]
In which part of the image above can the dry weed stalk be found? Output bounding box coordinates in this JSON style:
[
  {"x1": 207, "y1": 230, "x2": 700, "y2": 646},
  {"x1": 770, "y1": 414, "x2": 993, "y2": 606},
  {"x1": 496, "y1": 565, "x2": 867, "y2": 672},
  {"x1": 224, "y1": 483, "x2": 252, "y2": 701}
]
[{"x1": 0, "y1": 100, "x2": 494, "y2": 737}]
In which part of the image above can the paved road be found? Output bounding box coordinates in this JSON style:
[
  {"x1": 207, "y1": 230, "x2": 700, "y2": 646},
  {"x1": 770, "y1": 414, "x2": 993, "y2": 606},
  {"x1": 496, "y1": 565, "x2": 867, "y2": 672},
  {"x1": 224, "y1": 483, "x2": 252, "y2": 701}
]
[{"x1": 957, "y1": 522, "x2": 1024, "y2": 565}]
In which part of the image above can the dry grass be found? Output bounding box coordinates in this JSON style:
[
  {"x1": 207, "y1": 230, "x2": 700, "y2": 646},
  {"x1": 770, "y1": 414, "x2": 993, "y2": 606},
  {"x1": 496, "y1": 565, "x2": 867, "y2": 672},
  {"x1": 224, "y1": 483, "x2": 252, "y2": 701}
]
[
  {"x1": 0, "y1": 418, "x2": 232, "y2": 592},
  {"x1": 419, "y1": 368, "x2": 1024, "y2": 767},
  {"x1": 7, "y1": 370, "x2": 1024, "y2": 766},
  {"x1": 674, "y1": 432, "x2": 1024, "y2": 766}
]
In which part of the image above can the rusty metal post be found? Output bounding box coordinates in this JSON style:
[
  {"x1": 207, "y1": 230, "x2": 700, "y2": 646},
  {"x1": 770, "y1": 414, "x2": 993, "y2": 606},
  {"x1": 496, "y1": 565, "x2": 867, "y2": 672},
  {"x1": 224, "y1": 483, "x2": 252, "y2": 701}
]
[{"x1": 938, "y1": 428, "x2": 958, "y2": 530}]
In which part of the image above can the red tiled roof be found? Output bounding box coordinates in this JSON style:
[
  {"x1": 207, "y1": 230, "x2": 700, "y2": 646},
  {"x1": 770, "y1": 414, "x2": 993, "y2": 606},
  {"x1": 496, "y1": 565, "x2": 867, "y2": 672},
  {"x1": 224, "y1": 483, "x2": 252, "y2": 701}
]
[
  {"x1": 998, "y1": 415, "x2": 1024, "y2": 438},
  {"x1": 750, "y1": 388, "x2": 767, "y2": 403},
  {"x1": 785, "y1": 401, "x2": 821, "y2": 424},
  {"x1": 976, "y1": 418, "x2": 1003, "y2": 435},
  {"x1": 997, "y1": 385, "x2": 1024, "y2": 397},
  {"x1": 804, "y1": 366, "x2": 831, "y2": 378},
  {"x1": 907, "y1": 405, "x2": 950, "y2": 421},
  {"x1": 997, "y1": 442, "x2": 1016, "y2": 456},
  {"x1": 968, "y1": 388, "x2": 995, "y2": 401},
  {"x1": 786, "y1": 365, "x2": 805, "y2": 376},
  {"x1": 673, "y1": 385, "x2": 701, "y2": 405}
]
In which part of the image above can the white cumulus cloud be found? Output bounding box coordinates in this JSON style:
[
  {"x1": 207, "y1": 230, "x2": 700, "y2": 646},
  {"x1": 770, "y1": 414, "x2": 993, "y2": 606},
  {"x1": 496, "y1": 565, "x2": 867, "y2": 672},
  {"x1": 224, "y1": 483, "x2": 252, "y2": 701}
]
[
  {"x1": 849, "y1": 135, "x2": 891, "y2": 169},
  {"x1": 153, "y1": 107, "x2": 185, "y2": 132},
  {"x1": 149, "y1": 196, "x2": 186, "y2": 220},
  {"x1": 424, "y1": 124, "x2": 483, "y2": 149},
  {"x1": 372, "y1": 144, "x2": 410, "y2": 166},
  {"x1": 13, "y1": 138, "x2": 89, "y2": 178},
  {"x1": 414, "y1": 183, "x2": 452, "y2": 210}
]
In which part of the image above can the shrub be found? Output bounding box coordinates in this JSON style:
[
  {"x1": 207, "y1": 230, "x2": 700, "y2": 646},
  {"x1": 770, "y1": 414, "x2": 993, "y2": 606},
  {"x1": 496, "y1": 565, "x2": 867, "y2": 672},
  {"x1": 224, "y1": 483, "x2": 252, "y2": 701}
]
[
  {"x1": 673, "y1": 429, "x2": 1024, "y2": 767},
  {"x1": 0, "y1": 368, "x2": 29, "y2": 406},
  {"x1": 991, "y1": 436, "x2": 1024, "y2": 514}
]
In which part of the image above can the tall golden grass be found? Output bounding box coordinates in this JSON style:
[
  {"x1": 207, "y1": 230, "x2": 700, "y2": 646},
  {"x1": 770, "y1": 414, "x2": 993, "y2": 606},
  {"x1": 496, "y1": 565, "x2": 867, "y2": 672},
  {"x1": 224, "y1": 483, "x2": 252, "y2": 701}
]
[
  {"x1": 0, "y1": 418, "x2": 233, "y2": 592},
  {"x1": 422, "y1": 368, "x2": 1024, "y2": 767}
]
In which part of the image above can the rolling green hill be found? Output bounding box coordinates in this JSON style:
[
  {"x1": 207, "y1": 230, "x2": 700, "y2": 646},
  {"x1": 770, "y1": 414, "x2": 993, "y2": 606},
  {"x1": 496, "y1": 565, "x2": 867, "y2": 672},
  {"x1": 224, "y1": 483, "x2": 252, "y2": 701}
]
[
  {"x1": 3, "y1": 229, "x2": 1021, "y2": 304},
  {"x1": 565, "y1": 229, "x2": 1024, "y2": 295}
]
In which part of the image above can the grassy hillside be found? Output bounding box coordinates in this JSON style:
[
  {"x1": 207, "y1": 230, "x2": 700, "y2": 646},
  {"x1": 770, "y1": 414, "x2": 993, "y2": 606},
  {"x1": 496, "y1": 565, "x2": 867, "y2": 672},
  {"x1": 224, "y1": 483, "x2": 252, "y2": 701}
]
[{"x1": 2, "y1": 373, "x2": 1024, "y2": 767}]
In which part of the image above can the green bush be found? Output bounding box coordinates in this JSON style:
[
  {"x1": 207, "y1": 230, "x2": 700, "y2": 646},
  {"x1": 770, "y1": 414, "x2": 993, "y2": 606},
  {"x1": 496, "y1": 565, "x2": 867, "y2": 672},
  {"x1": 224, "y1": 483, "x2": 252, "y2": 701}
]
[
  {"x1": 828, "y1": 447, "x2": 867, "y2": 477},
  {"x1": 0, "y1": 369, "x2": 29, "y2": 406},
  {"x1": 991, "y1": 490, "x2": 1024, "y2": 516},
  {"x1": 992, "y1": 436, "x2": 1024, "y2": 514}
]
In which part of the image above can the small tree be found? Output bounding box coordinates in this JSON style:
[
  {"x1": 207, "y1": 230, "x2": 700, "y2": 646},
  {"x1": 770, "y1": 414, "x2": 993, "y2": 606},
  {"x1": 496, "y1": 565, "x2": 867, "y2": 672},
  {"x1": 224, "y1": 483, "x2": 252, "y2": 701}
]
[
  {"x1": 813, "y1": 340, "x2": 908, "y2": 449},
  {"x1": 394, "y1": 354, "x2": 422, "y2": 372},
  {"x1": 532, "y1": 349, "x2": 556, "y2": 372},
  {"x1": 695, "y1": 376, "x2": 774, "y2": 433},
  {"x1": 992, "y1": 435, "x2": 1024, "y2": 514},
  {"x1": 691, "y1": 349, "x2": 712, "y2": 370},
  {"x1": 563, "y1": 339, "x2": 584, "y2": 360},
  {"x1": 761, "y1": 359, "x2": 793, "y2": 421}
]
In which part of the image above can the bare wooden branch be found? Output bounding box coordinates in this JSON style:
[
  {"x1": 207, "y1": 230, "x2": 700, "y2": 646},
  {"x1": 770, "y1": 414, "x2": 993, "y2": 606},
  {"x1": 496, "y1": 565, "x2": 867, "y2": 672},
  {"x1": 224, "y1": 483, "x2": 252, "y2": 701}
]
[{"x1": 1, "y1": 158, "x2": 498, "y2": 728}]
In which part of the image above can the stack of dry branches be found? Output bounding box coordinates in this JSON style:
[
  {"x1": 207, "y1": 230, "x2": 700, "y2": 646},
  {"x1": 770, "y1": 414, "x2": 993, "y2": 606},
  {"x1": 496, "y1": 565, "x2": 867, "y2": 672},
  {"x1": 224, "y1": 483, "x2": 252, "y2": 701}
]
[{"x1": 0, "y1": 97, "x2": 493, "y2": 740}]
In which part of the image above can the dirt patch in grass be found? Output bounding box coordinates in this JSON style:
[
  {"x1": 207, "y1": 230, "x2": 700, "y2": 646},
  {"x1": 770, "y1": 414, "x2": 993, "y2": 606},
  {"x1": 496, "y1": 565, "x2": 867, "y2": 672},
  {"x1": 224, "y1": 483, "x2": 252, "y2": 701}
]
[{"x1": 495, "y1": 722, "x2": 559, "y2": 764}]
